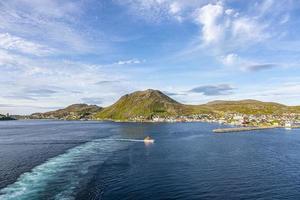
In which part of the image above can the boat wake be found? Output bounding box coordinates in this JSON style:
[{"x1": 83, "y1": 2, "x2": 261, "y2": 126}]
[
  {"x1": 0, "y1": 138, "x2": 146, "y2": 145},
  {"x1": 0, "y1": 137, "x2": 143, "y2": 200}
]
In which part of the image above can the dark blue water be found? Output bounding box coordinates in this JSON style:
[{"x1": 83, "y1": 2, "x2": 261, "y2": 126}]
[{"x1": 1, "y1": 120, "x2": 300, "y2": 200}]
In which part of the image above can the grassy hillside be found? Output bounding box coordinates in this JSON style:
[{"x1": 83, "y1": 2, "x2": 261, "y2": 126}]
[
  {"x1": 31, "y1": 89, "x2": 300, "y2": 121},
  {"x1": 94, "y1": 89, "x2": 193, "y2": 120},
  {"x1": 31, "y1": 104, "x2": 102, "y2": 120},
  {"x1": 200, "y1": 100, "x2": 290, "y2": 115},
  {"x1": 288, "y1": 106, "x2": 300, "y2": 113},
  {"x1": 94, "y1": 90, "x2": 300, "y2": 120}
]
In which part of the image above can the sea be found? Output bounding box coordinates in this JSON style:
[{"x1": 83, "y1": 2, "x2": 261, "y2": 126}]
[{"x1": 0, "y1": 120, "x2": 300, "y2": 200}]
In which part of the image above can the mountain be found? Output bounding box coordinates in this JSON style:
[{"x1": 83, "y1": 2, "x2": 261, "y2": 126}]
[
  {"x1": 94, "y1": 89, "x2": 194, "y2": 120},
  {"x1": 30, "y1": 104, "x2": 102, "y2": 120},
  {"x1": 94, "y1": 90, "x2": 300, "y2": 120}
]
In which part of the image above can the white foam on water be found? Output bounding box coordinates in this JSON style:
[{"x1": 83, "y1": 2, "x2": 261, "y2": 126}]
[
  {"x1": 0, "y1": 138, "x2": 141, "y2": 200},
  {"x1": 101, "y1": 138, "x2": 145, "y2": 142}
]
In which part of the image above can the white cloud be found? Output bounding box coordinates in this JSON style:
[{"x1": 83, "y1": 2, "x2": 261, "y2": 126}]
[
  {"x1": 231, "y1": 17, "x2": 269, "y2": 42},
  {"x1": 115, "y1": 0, "x2": 170, "y2": 22},
  {"x1": 0, "y1": 0, "x2": 104, "y2": 54},
  {"x1": 169, "y1": 2, "x2": 183, "y2": 22},
  {"x1": 169, "y1": 2, "x2": 181, "y2": 14},
  {"x1": 193, "y1": 1, "x2": 271, "y2": 47},
  {"x1": 194, "y1": 2, "x2": 224, "y2": 44},
  {"x1": 280, "y1": 14, "x2": 290, "y2": 24},
  {"x1": 0, "y1": 48, "x2": 134, "y2": 114},
  {"x1": 114, "y1": 0, "x2": 212, "y2": 23},
  {"x1": 14, "y1": 0, "x2": 82, "y2": 19},
  {"x1": 257, "y1": 0, "x2": 274, "y2": 15},
  {"x1": 115, "y1": 59, "x2": 143, "y2": 65},
  {"x1": 0, "y1": 33, "x2": 53, "y2": 56},
  {"x1": 221, "y1": 53, "x2": 239, "y2": 65},
  {"x1": 225, "y1": 9, "x2": 234, "y2": 16},
  {"x1": 219, "y1": 53, "x2": 281, "y2": 72}
]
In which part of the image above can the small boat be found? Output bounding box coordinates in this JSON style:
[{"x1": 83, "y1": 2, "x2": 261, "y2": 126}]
[
  {"x1": 144, "y1": 136, "x2": 155, "y2": 143},
  {"x1": 285, "y1": 122, "x2": 292, "y2": 130}
]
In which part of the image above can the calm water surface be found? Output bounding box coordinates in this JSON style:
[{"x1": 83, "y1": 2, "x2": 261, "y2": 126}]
[{"x1": 0, "y1": 120, "x2": 300, "y2": 200}]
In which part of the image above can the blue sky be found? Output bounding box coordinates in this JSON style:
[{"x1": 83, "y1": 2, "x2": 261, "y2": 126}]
[{"x1": 0, "y1": 0, "x2": 300, "y2": 114}]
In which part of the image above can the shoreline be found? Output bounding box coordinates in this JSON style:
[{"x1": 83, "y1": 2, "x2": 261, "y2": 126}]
[{"x1": 9, "y1": 119, "x2": 300, "y2": 133}]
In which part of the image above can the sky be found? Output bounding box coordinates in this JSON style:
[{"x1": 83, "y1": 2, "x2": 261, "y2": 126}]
[{"x1": 0, "y1": 0, "x2": 300, "y2": 114}]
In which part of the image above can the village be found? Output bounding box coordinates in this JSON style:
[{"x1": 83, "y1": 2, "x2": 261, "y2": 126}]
[{"x1": 130, "y1": 113, "x2": 300, "y2": 128}]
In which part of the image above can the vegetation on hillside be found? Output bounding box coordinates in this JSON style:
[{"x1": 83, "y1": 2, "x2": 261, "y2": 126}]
[
  {"x1": 30, "y1": 89, "x2": 300, "y2": 121},
  {"x1": 200, "y1": 100, "x2": 290, "y2": 115},
  {"x1": 94, "y1": 89, "x2": 194, "y2": 120},
  {"x1": 30, "y1": 104, "x2": 102, "y2": 120},
  {"x1": 93, "y1": 90, "x2": 300, "y2": 120}
]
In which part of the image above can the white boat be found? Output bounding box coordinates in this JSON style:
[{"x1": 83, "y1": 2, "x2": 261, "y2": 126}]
[{"x1": 144, "y1": 136, "x2": 155, "y2": 143}]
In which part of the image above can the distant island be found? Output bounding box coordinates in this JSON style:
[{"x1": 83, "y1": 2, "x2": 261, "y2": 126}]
[
  {"x1": 19, "y1": 89, "x2": 300, "y2": 127},
  {"x1": 0, "y1": 114, "x2": 16, "y2": 121},
  {"x1": 30, "y1": 104, "x2": 102, "y2": 120}
]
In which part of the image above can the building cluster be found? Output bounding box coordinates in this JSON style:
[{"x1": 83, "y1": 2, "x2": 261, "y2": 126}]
[
  {"x1": 130, "y1": 113, "x2": 300, "y2": 127},
  {"x1": 214, "y1": 113, "x2": 300, "y2": 127}
]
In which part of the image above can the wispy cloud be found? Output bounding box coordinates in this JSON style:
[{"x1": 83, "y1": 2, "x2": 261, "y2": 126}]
[
  {"x1": 0, "y1": 33, "x2": 54, "y2": 56},
  {"x1": 3, "y1": 95, "x2": 36, "y2": 101},
  {"x1": 3, "y1": 88, "x2": 59, "y2": 101},
  {"x1": 244, "y1": 64, "x2": 278, "y2": 72},
  {"x1": 0, "y1": 103, "x2": 61, "y2": 110},
  {"x1": 220, "y1": 53, "x2": 280, "y2": 72},
  {"x1": 81, "y1": 97, "x2": 103, "y2": 105},
  {"x1": 25, "y1": 88, "x2": 58, "y2": 97},
  {"x1": 114, "y1": 0, "x2": 172, "y2": 23},
  {"x1": 115, "y1": 59, "x2": 144, "y2": 65},
  {"x1": 163, "y1": 91, "x2": 185, "y2": 96},
  {"x1": 0, "y1": 0, "x2": 107, "y2": 54},
  {"x1": 231, "y1": 17, "x2": 269, "y2": 42},
  {"x1": 95, "y1": 80, "x2": 121, "y2": 85},
  {"x1": 189, "y1": 84, "x2": 234, "y2": 96},
  {"x1": 115, "y1": 0, "x2": 222, "y2": 23},
  {"x1": 0, "y1": 0, "x2": 299, "y2": 114}
]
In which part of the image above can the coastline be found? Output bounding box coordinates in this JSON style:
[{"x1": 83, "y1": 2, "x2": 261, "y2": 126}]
[{"x1": 16, "y1": 118, "x2": 300, "y2": 131}]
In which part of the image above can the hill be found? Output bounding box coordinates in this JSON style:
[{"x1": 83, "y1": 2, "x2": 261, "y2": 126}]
[
  {"x1": 94, "y1": 89, "x2": 194, "y2": 120},
  {"x1": 30, "y1": 104, "x2": 102, "y2": 120},
  {"x1": 201, "y1": 99, "x2": 289, "y2": 115}
]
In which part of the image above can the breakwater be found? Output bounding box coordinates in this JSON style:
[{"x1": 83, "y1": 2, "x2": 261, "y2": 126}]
[
  {"x1": 213, "y1": 125, "x2": 300, "y2": 133},
  {"x1": 213, "y1": 126, "x2": 279, "y2": 133}
]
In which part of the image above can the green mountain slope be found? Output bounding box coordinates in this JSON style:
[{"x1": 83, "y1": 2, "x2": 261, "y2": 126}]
[
  {"x1": 30, "y1": 104, "x2": 102, "y2": 120},
  {"x1": 94, "y1": 89, "x2": 194, "y2": 120}
]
